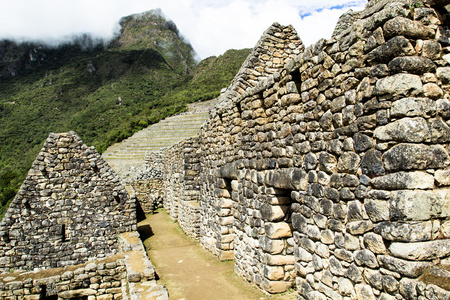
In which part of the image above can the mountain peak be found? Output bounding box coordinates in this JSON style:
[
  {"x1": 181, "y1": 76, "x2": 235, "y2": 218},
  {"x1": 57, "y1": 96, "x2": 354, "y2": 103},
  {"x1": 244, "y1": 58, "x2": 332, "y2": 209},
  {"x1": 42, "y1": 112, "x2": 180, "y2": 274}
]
[{"x1": 112, "y1": 9, "x2": 196, "y2": 74}]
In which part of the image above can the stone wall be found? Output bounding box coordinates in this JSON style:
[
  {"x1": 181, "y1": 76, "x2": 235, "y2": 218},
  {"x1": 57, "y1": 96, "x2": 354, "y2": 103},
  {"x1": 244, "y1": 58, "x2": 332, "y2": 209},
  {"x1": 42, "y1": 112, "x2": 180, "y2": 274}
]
[
  {"x1": 129, "y1": 151, "x2": 165, "y2": 215},
  {"x1": 162, "y1": 143, "x2": 184, "y2": 221},
  {"x1": 0, "y1": 256, "x2": 126, "y2": 299},
  {"x1": 0, "y1": 132, "x2": 136, "y2": 272},
  {"x1": 132, "y1": 179, "x2": 163, "y2": 215},
  {"x1": 161, "y1": 137, "x2": 202, "y2": 239},
  {"x1": 0, "y1": 231, "x2": 168, "y2": 300},
  {"x1": 159, "y1": 0, "x2": 450, "y2": 298}
]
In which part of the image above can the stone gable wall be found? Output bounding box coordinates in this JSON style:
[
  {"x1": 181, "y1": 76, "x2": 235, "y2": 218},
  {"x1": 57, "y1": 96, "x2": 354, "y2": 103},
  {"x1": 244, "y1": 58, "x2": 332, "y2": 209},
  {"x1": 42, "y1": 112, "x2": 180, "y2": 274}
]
[
  {"x1": 0, "y1": 132, "x2": 136, "y2": 272},
  {"x1": 159, "y1": 0, "x2": 450, "y2": 298}
]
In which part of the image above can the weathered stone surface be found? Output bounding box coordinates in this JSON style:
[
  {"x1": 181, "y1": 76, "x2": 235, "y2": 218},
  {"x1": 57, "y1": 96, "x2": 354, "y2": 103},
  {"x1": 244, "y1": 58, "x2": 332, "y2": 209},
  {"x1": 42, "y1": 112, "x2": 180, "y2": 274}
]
[
  {"x1": 58, "y1": 289, "x2": 96, "y2": 298},
  {"x1": 383, "y1": 17, "x2": 435, "y2": 39},
  {"x1": 390, "y1": 97, "x2": 436, "y2": 118},
  {"x1": 353, "y1": 133, "x2": 374, "y2": 153},
  {"x1": 389, "y1": 240, "x2": 450, "y2": 260},
  {"x1": 428, "y1": 118, "x2": 450, "y2": 143},
  {"x1": 367, "y1": 36, "x2": 415, "y2": 64},
  {"x1": 378, "y1": 255, "x2": 431, "y2": 277},
  {"x1": 375, "y1": 73, "x2": 422, "y2": 98},
  {"x1": 389, "y1": 189, "x2": 450, "y2": 221},
  {"x1": 371, "y1": 171, "x2": 434, "y2": 190},
  {"x1": 364, "y1": 199, "x2": 389, "y2": 222},
  {"x1": 374, "y1": 117, "x2": 429, "y2": 142},
  {"x1": 265, "y1": 222, "x2": 292, "y2": 239},
  {"x1": 435, "y1": 169, "x2": 450, "y2": 186},
  {"x1": 423, "y1": 83, "x2": 443, "y2": 99},
  {"x1": 382, "y1": 143, "x2": 448, "y2": 172},
  {"x1": 437, "y1": 67, "x2": 450, "y2": 84},
  {"x1": 260, "y1": 203, "x2": 288, "y2": 222},
  {"x1": 347, "y1": 220, "x2": 374, "y2": 235},
  {"x1": 318, "y1": 152, "x2": 337, "y2": 174},
  {"x1": 361, "y1": 149, "x2": 385, "y2": 177},
  {"x1": 265, "y1": 168, "x2": 307, "y2": 190},
  {"x1": 355, "y1": 284, "x2": 376, "y2": 300},
  {"x1": 219, "y1": 162, "x2": 240, "y2": 180},
  {"x1": 127, "y1": 271, "x2": 141, "y2": 282},
  {"x1": 375, "y1": 221, "x2": 432, "y2": 242},
  {"x1": 355, "y1": 249, "x2": 378, "y2": 268},
  {"x1": 388, "y1": 56, "x2": 436, "y2": 74},
  {"x1": 420, "y1": 39, "x2": 442, "y2": 60},
  {"x1": 337, "y1": 152, "x2": 360, "y2": 174},
  {"x1": 364, "y1": 232, "x2": 387, "y2": 254}
]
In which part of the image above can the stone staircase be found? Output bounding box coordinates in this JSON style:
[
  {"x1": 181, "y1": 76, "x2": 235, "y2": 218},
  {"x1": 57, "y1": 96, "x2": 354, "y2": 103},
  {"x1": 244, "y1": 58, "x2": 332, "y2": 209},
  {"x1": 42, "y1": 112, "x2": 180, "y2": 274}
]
[{"x1": 102, "y1": 99, "x2": 216, "y2": 176}]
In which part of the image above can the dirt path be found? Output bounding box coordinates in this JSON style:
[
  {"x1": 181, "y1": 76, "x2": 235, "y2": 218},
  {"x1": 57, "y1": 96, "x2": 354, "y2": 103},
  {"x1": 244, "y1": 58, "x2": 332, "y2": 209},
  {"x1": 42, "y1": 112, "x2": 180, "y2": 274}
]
[{"x1": 138, "y1": 211, "x2": 296, "y2": 300}]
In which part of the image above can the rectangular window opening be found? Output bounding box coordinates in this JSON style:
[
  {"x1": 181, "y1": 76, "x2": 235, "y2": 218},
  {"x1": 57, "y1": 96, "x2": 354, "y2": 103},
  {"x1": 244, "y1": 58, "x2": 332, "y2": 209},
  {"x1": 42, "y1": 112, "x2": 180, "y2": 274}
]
[
  {"x1": 40, "y1": 285, "x2": 58, "y2": 300},
  {"x1": 61, "y1": 224, "x2": 67, "y2": 243}
]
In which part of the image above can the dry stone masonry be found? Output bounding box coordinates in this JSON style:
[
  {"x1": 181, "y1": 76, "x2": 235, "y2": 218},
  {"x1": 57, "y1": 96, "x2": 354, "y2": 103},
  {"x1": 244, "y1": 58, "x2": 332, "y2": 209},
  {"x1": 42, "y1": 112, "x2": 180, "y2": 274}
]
[
  {"x1": 131, "y1": 152, "x2": 165, "y2": 215},
  {"x1": 0, "y1": 132, "x2": 136, "y2": 272},
  {"x1": 158, "y1": 0, "x2": 450, "y2": 298},
  {"x1": 0, "y1": 231, "x2": 167, "y2": 299}
]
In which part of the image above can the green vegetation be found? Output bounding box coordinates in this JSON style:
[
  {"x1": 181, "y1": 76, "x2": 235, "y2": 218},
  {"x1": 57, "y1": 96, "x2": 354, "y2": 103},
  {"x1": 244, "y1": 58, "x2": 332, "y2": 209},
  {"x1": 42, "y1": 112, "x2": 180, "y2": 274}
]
[{"x1": 0, "y1": 9, "x2": 250, "y2": 215}]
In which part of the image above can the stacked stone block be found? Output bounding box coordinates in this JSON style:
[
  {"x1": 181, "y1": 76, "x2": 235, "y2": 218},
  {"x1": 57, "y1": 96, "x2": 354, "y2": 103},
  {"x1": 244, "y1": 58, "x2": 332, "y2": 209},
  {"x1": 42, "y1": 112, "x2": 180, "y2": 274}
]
[
  {"x1": 0, "y1": 132, "x2": 136, "y2": 272},
  {"x1": 0, "y1": 258, "x2": 126, "y2": 299},
  {"x1": 162, "y1": 144, "x2": 184, "y2": 221},
  {"x1": 217, "y1": 23, "x2": 304, "y2": 112},
  {"x1": 161, "y1": 137, "x2": 202, "y2": 239},
  {"x1": 132, "y1": 179, "x2": 164, "y2": 214},
  {"x1": 159, "y1": 0, "x2": 450, "y2": 297}
]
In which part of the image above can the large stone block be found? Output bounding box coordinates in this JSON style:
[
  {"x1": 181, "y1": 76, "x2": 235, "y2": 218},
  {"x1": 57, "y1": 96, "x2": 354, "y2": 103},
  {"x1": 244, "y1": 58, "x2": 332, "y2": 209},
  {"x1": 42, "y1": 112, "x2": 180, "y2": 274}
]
[
  {"x1": 265, "y1": 222, "x2": 292, "y2": 239},
  {"x1": 367, "y1": 36, "x2": 415, "y2": 64},
  {"x1": 389, "y1": 189, "x2": 450, "y2": 221},
  {"x1": 383, "y1": 17, "x2": 435, "y2": 39},
  {"x1": 390, "y1": 97, "x2": 436, "y2": 118},
  {"x1": 389, "y1": 240, "x2": 450, "y2": 260},
  {"x1": 388, "y1": 56, "x2": 436, "y2": 74},
  {"x1": 58, "y1": 289, "x2": 97, "y2": 298},
  {"x1": 437, "y1": 67, "x2": 450, "y2": 84},
  {"x1": 259, "y1": 236, "x2": 285, "y2": 254},
  {"x1": 264, "y1": 253, "x2": 295, "y2": 266},
  {"x1": 374, "y1": 117, "x2": 429, "y2": 143},
  {"x1": 262, "y1": 278, "x2": 293, "y2": 294},
  {"x1": 219, "y1": 162, "x2": 241, "y2": 180},
  {"x1": 375, "y1": 221, "x2": 432, "y2": 242},
  {"x1": 378, "y1": 255, "x2": 431, "y2": 277},
  {"x1": 337, "y1": 152, "x2": 360, "y2": 174},
  {"x1": 371, "y1": 171, "x2": 434, "y2": 190},
  {"x1": 260, "y1": 203, "x2": 288, "y2": 222},
  {"x1": 264, "y1": 168, "x2": 307, "y2": 190},
  {"x1": 382, "y1": 143, "x2": 448, "y2": 172},
  {"x1": 375, "y1": 73, "x2": 422, "y2": 99}
]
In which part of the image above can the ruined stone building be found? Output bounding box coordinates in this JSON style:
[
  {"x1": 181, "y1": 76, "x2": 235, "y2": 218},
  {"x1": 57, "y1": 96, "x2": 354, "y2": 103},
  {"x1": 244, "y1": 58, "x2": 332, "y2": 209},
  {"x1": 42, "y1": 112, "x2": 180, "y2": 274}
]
[
  {"x1": 0, "y1": 132, "x2": 157, "y2": 299},
  {"x1": 0, "y1": 132, "x2": 137, "y2": 272},
  {"x1": 159, "y1": 0, "x2": 450, "y2": 299},
  {"x1": 1, "y1": 0, "x2": 450, "y2": 299}
]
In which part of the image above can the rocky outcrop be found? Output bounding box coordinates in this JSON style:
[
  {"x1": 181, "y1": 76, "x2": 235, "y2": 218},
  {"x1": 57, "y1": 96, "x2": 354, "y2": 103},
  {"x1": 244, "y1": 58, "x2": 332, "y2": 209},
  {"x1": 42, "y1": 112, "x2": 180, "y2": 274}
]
[{"x1": 158, "y1": 0, "x2": 450, "y2": 298}]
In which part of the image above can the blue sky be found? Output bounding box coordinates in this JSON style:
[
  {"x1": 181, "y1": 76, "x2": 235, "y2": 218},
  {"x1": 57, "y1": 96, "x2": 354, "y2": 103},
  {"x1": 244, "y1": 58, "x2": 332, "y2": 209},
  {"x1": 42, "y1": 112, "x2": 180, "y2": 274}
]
[{"x1": 0, "y1": 0, "x2": 366, "y2": 59}]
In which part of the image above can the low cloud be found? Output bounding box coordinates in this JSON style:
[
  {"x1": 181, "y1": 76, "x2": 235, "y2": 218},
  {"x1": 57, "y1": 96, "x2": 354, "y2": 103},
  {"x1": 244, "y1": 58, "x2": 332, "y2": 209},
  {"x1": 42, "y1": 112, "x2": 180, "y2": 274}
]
[{"x1": 0, "y1": 0, "x2": 366, "y2": 59}]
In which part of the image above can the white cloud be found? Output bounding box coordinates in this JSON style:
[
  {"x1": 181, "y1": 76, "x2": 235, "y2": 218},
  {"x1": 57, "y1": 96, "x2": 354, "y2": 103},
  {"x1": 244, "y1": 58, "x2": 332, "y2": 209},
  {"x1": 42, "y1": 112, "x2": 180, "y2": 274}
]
[{"x1": 0, "y1": 0, "x2": 367, "y2": 59}]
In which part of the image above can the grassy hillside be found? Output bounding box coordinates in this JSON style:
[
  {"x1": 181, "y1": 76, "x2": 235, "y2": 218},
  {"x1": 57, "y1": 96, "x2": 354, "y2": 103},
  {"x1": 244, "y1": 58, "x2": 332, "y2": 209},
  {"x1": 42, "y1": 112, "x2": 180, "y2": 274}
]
[{"x1": 0, "y1": 9, "x2": 250, "y2": 216}]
